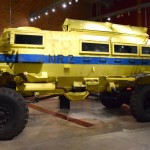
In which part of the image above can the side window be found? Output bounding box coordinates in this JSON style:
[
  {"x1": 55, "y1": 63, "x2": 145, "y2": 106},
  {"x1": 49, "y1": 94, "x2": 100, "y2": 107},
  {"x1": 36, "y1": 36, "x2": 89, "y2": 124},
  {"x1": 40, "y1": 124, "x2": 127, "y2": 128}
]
[
  {"x1": 15, "y1": 34, "x2": 43, "y2": 45},
  {"x1": 82, "y1": 42, "x2": 109, "y2": 52},
  {"x1": 142, "y1": 47, "x2": 150, "y2": 54},
  {"x1": 114, "y1": 45, "x2": 137, "y2": 54}
]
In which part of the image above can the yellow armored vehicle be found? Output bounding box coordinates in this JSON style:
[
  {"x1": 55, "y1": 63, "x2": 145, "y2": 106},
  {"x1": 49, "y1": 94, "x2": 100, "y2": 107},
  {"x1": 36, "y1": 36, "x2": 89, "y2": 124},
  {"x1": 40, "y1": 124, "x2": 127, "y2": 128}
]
[{"x1": 0, "y1": 18, "x2": 150, "y2": 140}]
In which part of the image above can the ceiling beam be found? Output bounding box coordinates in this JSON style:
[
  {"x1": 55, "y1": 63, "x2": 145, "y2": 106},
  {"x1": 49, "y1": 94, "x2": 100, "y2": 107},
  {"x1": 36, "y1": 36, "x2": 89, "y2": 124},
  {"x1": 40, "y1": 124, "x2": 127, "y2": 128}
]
[
  {"x1": 29, "y1": 0, "x2": 68, "y2": 19},
  {"x1": 90, "y1": 2, "x2": 150, "y2": 21}
]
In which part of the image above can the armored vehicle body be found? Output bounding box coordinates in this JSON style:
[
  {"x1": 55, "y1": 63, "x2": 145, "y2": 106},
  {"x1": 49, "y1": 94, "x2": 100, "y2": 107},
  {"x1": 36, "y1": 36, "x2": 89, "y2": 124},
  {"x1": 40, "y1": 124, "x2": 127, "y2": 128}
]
[{"x1": 0, "y1": 18, "x2": 150, "y2": 140}]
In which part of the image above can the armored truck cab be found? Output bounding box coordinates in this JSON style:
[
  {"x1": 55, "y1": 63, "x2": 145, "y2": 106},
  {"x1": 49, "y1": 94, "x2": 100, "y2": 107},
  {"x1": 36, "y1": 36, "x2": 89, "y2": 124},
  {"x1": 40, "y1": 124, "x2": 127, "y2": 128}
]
[{"x1": 0, "y1": 18, "x2": 150, "y2": 140}]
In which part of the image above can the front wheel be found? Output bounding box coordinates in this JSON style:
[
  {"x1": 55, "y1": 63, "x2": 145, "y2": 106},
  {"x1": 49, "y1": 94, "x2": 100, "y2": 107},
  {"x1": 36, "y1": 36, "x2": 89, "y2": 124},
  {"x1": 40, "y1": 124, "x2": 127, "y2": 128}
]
[
  {"x1": 0, "y1": 88, "x2": 29, "y2": 140},
  {"x1": 130, "y1": 85, "x2": 150, "y2": 122}
]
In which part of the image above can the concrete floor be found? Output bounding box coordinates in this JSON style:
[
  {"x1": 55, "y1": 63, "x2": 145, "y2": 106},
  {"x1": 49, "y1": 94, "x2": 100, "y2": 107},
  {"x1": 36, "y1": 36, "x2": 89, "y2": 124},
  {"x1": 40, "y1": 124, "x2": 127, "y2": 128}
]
[{"x1": 0, "y1": 97, "x2": 150, "y2": 150}]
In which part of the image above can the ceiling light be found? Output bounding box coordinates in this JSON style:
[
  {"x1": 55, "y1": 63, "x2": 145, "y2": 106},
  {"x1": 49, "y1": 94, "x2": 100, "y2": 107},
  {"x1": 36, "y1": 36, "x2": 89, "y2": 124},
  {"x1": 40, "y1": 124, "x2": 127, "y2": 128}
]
[
  {"x1": 34, "y1": 17, "x2": 37, "y2": 20},
  {"x1": 75, "y1": 0, "x2": 78, "y2": 2},
  {"x1": 30, "y1": 18, "x2": 34, "y2": 22},
  {"x1": 38, "y1": 15, "x2": 41, "y2": 18},
  {"x1": 69, "y1": 1, "x2": 72, "y2": 5},
  {"x1": 62, "y1": 3, "x2": 67, "y2": 8},
  {"x1": 45, "y1": 12, "x2": 48, "y2": 15},
  {"x1": 107, "y1": 17, "x2": 111, "y2": 21},
  {"x1": 52, "y1": 8, "x2": 56, "y2": 12}
]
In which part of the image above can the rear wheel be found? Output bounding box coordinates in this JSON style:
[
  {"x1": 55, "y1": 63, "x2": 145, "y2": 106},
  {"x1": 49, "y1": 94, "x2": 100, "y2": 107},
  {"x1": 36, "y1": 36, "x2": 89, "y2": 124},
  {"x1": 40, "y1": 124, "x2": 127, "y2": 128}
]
[
  {"x1": 100, "y1": 92, "x2": 123, "y2": 108},
  {"x1": 130, "y1": 85, "x2": 150, "y2": 122},
  {"x1": 0, "y1": 88, "x2": 29, "y2": 140}
]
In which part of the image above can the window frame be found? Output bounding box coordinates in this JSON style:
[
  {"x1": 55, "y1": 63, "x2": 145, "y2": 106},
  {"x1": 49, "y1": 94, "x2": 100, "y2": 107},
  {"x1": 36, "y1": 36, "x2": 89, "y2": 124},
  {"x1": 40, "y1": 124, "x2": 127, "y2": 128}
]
[
  {"x1": 79, "y1": 40, "x2": 110, "y2": 55},
  {"x1": 140, "y1": 45, "x2": 150, "y2": 57},
  {"x1": 11, "y1": 32, "x2": 45, "y2": 48},
  {"x1": 112, "y1": 43, "x2": 139, "y2": 56}
]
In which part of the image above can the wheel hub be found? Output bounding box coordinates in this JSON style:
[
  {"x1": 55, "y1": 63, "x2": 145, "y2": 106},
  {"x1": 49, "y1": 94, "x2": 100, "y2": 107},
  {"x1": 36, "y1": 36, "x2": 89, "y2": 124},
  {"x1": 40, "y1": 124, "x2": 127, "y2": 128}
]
[{"x1": 0, "y1": 106, "x2": 11, "y2": 127}]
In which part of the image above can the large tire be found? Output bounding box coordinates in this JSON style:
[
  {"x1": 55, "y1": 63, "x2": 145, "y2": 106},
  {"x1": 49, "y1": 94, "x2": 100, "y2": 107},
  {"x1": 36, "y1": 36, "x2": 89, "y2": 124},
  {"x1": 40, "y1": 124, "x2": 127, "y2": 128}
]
[
  {"x1": 119, "y1": 91, "x2": 132, "y2": 105},
  {"x1": 130, "y1": 85, "x2": 150, "y2": 122},
  {"x1": 100, "y1": 92, "x2": 123, "y2": 108},
  {"x1": 0, "y1": 88, "x2": 29, "y2": 140}
]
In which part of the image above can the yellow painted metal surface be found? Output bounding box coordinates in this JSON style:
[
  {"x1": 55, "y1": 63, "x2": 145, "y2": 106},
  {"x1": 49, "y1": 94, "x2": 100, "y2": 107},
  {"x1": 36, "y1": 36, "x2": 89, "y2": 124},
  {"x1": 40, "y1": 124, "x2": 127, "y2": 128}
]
[
  {"x1": 0, "y1": 18, "x2": 150, "y2": 99},
  {"x1": 63, "y1": 18, "x2": 148, "y2": 44},
  {"x1": 17, "y1": 83, "x2": 55, "y2": 91},
  {"x1": 64, "y1": 91, "x2": 89, "y2": 101}
]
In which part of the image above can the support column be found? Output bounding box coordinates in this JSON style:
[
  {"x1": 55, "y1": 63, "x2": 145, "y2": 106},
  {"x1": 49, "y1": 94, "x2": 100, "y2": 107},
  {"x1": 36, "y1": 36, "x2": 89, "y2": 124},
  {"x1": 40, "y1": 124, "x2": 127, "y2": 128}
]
[
  {"x1": 137, "y1": 0, "x2": 142, "y2": 26},
  {"x1": 59, "y1": 95, "x2": 70, "y2": 109}
]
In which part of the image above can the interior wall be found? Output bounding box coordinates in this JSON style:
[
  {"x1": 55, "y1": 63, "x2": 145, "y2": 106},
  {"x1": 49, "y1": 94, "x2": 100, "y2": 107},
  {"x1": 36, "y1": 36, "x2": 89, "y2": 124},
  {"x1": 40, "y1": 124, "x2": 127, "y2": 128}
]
[
  {"x1": 0, "y1": 0, "x2": 29, "y2": 33},
  {"x1": 1, "y1": 0, "x2": 149, "y2": 36},
  {"x1": 29, "y1": 0, "x2": 91, "y2": 31},
  {"x1": 92, "y1": 0, "x2": 150, "y2": 35},
  {"x1": 0, "y1": 0, "x2": 91, "y2": 34}
]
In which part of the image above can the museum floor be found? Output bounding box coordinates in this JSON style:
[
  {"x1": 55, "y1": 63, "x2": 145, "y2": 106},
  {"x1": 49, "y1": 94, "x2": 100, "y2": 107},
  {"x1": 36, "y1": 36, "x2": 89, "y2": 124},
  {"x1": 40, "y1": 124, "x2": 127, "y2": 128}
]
[{"x1": 0, "y1": 96, "x2": 150, "y2": 150}]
